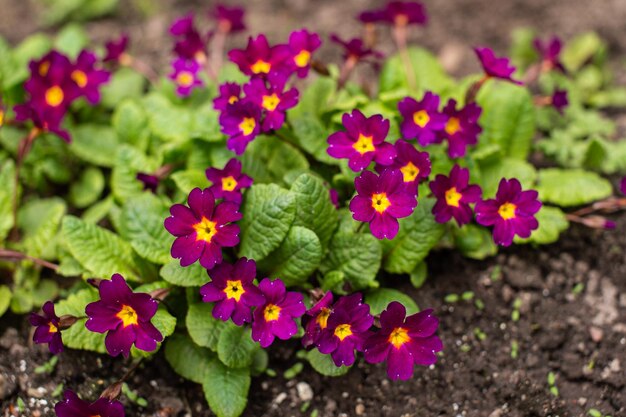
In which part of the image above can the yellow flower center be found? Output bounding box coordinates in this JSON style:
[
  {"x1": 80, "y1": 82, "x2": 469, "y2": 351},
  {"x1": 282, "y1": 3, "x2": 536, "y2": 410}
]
[
  {"x1": 71, "y1": 70, "x2": 88, "y2": 88},
  {"x1": 39, "y1": 61, "x2": 50, "y2": 77},
  {"x1": 223, "y1": 280, "x2": 245, "y2": 302},
  {"x1": 116, "y1": 305, "x2": 139, "y2": 328},
  {"x1": 371, "y1": 192, "x2": 391, "y2": 214},
  {"x1": 228, "y1": 95, "x2": 239, "y2": 104},
  {"x1": 400, "y1": 161, "x2": 420, "y2": 183},
  {"x1": 294, "y1": 50, "x2": 311, "y2": 67},
  {"x1": 176, "y1": 71, "x2": 195, "y2": 87},
  {"x1": 498, "y1": 202, "x2": 517, "y2": 220},
  {"x1": 263, "y1": 303, "x2": 281, "y2": 322},
  {"x1": 45, "y1": 86, "x2": 64, "y2": 107},
  {"x1": 251, "y1": 60, "x2": 271, "y2": 74},
  {"x1": 262, "y1": 93, "x2": 281, "y2": 111},
  {"x1": 316, "y1": 307, "x2": 331, "y2": 330},
  {"x1": 48, "y1": 322, "x2": 58, "y2": 333},
  {"x1": 445, "y1": 187, "x2": 462, "y2": 207},
  {"x1": 193, "y1": 217, "x2": 218, "y2": 243},
  {"x1": 413, "y1": 110, "x2": 430, "y2": 128},
  {"x1": 352, "y1": 134, "x2": 375, "y2": 155},
  {"x1": 334, "y1": 323, "x2": 353, "y2": 341},
  {"x1": 0, "y1": 109, "x2": 4, "y2": 127},
  {"x1": 221, "y1": 176, "x2": 238, "y2": 192},
  {"x1": 388, "y1": 327, "x2": 411, "y2": 349},
  {"x1": 445, "y1": 117, "x2": 461, "y2": 135},
  {"x1": 239, "y1": 117, "x2": 256, "y2": 136}
]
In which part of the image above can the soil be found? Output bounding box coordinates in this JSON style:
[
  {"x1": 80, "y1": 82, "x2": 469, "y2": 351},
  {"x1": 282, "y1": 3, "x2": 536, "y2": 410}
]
[{"x1": 1, "y1": 0, "x2": 626, "y2": 416}]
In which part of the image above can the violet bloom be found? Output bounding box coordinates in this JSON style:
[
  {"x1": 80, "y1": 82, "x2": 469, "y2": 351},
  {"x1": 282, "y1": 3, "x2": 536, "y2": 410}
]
[
  {"x1": 13, "y1": 102, "x2": 71, "y2": 143},
  {"x1": 55, "y1": 390, "x2": 125, "y2": 417},
  {"x1": 438, "y1": 99, "x2": 483, "y2": 158},
  {"x1": 214, "y1": 82, "x2": 242, "y2": 112},
  {"x1": 71, "y1": 50, "x2": 111, "y2": 104},
  {"x1": 136, "y1": 172, "x2": 160, "y2": 193},
  {"x1": 169, "y1": 58, "x2": 203, "y2": 97},
  {"x1": 104, "y1": 35, "x2": 130, "y2": 65},
  {"x1": 205, "y1": 158, "x2": 253, "y2": 204},
  {"x1": 330, "y1": 34, "x2": 383, "y2": 62},
  {"x1": 377, "y1": 140, "x2": 431, "y2": 193},
  {"x1": 170, "y1": 15, "x2": 209, "y2": 62},
  {"x1": 316, "y1": 293, "x2": 373, "y2": 367},
  {"x1": 251, "y1": 278, "x2": 305, "y2": 348},
  {"x1": 350, "y1": 169, "x2": 417, "y2": 240},
  {"x1": 302, "y1": 292, "x2": 334, "y2": 348},
  {"x1": 212, "y1": 4, "x2": 246, "y2": 33},
  {"x1": 164, "y1": 188, "x2": 242, "y2": 269},
  {"x1": 329, "y1": 189, "x2": 340, "y2": 209},
  {"x1": 228, "y1": 35, "x2": 290, "y2": 76},
  {"x1": 429, "y1": 165, "x2": 482, "y2": 226},
  {"x1": 533, "y1": 36, "x2": 565, "y2": 72},
  {"x1": 243, "y1": 72, "x2": 299, "y2": 131},
  {"x1": 474, "y1": 47, "x2": 523, "y2": 85},
  {"x1": 398, "y1": 92, "x2": 447, "y2": 146},
  {"x1": 475, "y1": 178, "x2": 541, "y2": 246},
  {"x1": 219, "y1": 100, "x2": 262, "y2": 155},
  {"x1": 621, "y1": 177, "x2": 626, "y2": 195},
  {"x1": 287, "y1": 29, "x2": 322, "y2": 78},
  {"x1": 551, "y1": 90, "x2": 568, "y2": 114},
  {"x1": 200, "y1": 258, "x2": 265, "y2": 326},
  {"x1": 359, "y1": 1, "x2": 427, "y2": 26},
  {"x1": 363, "y1": 302, "x2": 442, "y2": 380},
  {"x1": 29, "y1": 301, "x2": 63, "y2": 354},
  {"x1": 85, "y1": 274, "x2": 163, "y2": 358},
  {"x1": 327, "y1": 109, "x2": 396, "y2": 172}
]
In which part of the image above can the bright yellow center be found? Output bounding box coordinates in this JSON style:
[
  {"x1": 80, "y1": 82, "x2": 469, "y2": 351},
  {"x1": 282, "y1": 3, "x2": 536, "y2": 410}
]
[
  {"x1": 445, "y1": 117, "x2": 461, "y2": 135},
  {"x1": 400, "y1": 161, "x2": 420, "y2": 183},
  {"x1": 221, "y1": 176, "x2": 238, "y2": 191},
  {"x1": 176, "y1": 71, "x2": 195, "y2": 87},
  {"x1": 228, "y1": 95, "x2": 239, "y2": 104},
  {"x1": 71, "y1": 70, "x2": 88, "y2": 88},
  {"x1": 262, "y1": 93, "x2": 281, "y2": 111},
  {"x1": 316, "y1": 307, "x2": 331, "y2": 330},
  {"x1": 263, "y1": 304, "x2": 281, "y2": 322},
  {"x1": 371, "y1": 192, "x2": 391, "y2": 214},
  {"x1": 388, "y1": 327, "x2": 411, "y2": 349},
  {"x1": 413, "y1": 110, "x2": 430, "y2": 128},
  {"x1": 352, "y1": 134, "x2": 375, "y2": 155},
  {"x1": 498, "y1": 202, "x2": 517, "y2": 220},
  {"x1": 445, "y1": 187, "x2": 462, "y2": 207},
  {"x1": 116, "y1": 305, "x2": 139, "y2": 328},
  {"x1": 39, "y1": 61, "x2": 50, "y2": 77},
  {"x1": 45, "y1": 86, "x2": 64, "y2": 107},
  {"x1": 193, "y1": 217, "x2": 218, "y2": 243},
  {"x1": 251, "y1": 60, "x2": 271, "y2": 74},
  {"x1": 334, "y1": 323, "x2": 353, "y2": 341},
  {"x1": 223, "y1": 280, "x2": 245, "y2": 302},
  {"x1": 48, "y1": 323, "x2": 58, "y2": 333},
  {"x1": 294, "y1": 50, "x2": 311, "y2": 67},
  {"x1": 0, "y1": 110, "x2": 4, "y2": 127},
  {"x1": 239, "y1": 117, "x2": 256, "y2": 136}
]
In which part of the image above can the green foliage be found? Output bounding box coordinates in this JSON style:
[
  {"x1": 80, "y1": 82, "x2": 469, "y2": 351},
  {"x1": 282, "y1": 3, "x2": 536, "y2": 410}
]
[
  {"x1": 160, "y1": 261, "x2": 207, "y2": 287},
  {"x1": 536, "y1": 168, "x2": 613, "y2": 207},
  {"x1": 0, "y1": 160, "x2": 16, "y2": 241},
  {"x1": 165, "y1": 334, "x2": 214, "y2": 383},
  {"x1": 319, "y1": 233, "x2": 382, "y2": 290},
  {"x1": 515, "y1": 206, "x2": 569, "y2": 245},
  {"x1": 186, "y1": 303, "x2": 227, "y2": 350},
  {"x1": 202, "y1": 360, "x2": 251, "y2": 417},
  {"x1": 217, "y1": 325, "x2": 258, "y2": 368},
  {"x1": 306, "y1": 349, "x2": 351, "y2": 377},
  {"x1": 365, "y1": 288, "x2": 419, "y2": 316}
]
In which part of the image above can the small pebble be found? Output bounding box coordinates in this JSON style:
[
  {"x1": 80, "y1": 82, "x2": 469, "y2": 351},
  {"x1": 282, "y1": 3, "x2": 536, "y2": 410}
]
[
  {"x1": 589, "y1": 326, "x2": 604, "y2": 343},
  {"x1": 355, "y1": 403, "x2": 365, "y2": 415},
  {"x1": 296, "y1": 382, "x2": 313, "y2": 402}
]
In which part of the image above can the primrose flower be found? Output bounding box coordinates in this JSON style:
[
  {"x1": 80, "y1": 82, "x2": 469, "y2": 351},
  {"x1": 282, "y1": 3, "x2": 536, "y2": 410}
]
[
  {"x1": 70, "y1": 50, "x2": 111, "y2": 104},
  {"x1": 533, "y1": 36, "x2": 565, "y2": 72},
  {"x1": 438, "y1": 99, "x2": 482, "y2": 158},
  {"x1": 359, "y1": 1, "x2": 427, "y2": 27},
  {"x1": 104, "y1": 35, "x2": 130, "y2": 65},
  {"x1": 474, "y1": 47, "x2": 522, "y2": 85},
  {"x1": 0, "y1": 100, "x2": 5, "y2": 127},
  {"x1": 251, "y1": 278, "x2": 306, "y2": 348},
  {"x1": 164, "y1": 188, "x2": 242, "y2": 269},
  {"x1": 551, "y1": 90, "x2": 568, "y2": 114},
  {"x1": 228, "y1": 35, "x2": 290, "y2": 76},
  {"x1": 170, "y1": 15, "x2": 209, "y2": 62},
  {"x1": 475, "y1": 178, "x2": 541, "y2": 246},
  {"x1": 429, "y1": 165, "x2": 482, "y2": 226},
  {"x1": 302, "y1": 291, "x2": 334, "y2": 348},
  {"x1": 287, "y1": 29, "x2": 322, "y2": 78},
  {"x1": 136, "y1": 173, "x2": 160, "y2": 193},
  {"x1": 330, "y1": 34, "x2": 383, "y2": 62},
  {"x1": 243, "y1": 72, "x2": 299, "y2": 131},
  {"x1": 214, "y1": 82, "x2": 242, "y2": 112},
  {"x1": 398, "y1": 92, "x2": 447, "y2": 146},
  {"x1": 364, "y1": 302, "x2": 442, "y2": 380},
  {"x1": 219, "y1": 100, "x2": 262, "y2": 155},
  {"x1": 327, "y1": 109, "x2": 396, "y2": 172},
  {"x1": 316, "y1": 293, "x2": 373, "y2": 367},
  {"x1": 212, "y1": 4, "x2": 246, "y2": 33},
  {"x1": 621, "y1": 177, "x2": 626, "y2": 195},
  {"x1": 330, "y1": 189, "x2": 340, "y2": 209},
  {"x1": 13, "y1": 102, "x2": 71, "y2": 142},
  {"x1": 85, "y1": 274, "x2": 162, "y2": 358},
  {"x1": 205, "y1": 158, "x2": 253, "y2": 204},
  {"x1": 29, "y1": 301, "x2": 63, "y2": 354},
  {"x1": 350, "y1": 169, "x2": 417, "y2": 240},
  {"x1": 169, "y1": 58, "x2": 203, "y2": 97},
  {"x1": 378, "y1": 140, "x2": 431, "y2": 192},
  {"x1": 55, "y1": 390, "x2": 125, "y2": 417},
  {"x1": 200, "y1": 258, "x2": 265, "y2": 325}
]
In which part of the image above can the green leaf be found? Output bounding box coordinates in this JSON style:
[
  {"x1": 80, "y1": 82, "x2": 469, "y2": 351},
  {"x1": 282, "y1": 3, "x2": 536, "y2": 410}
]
[
  {"x1": 561, "y1": 32, "x2": 604, "y2": 72},
  {"x1": 365, "y1": 288, "x2": 419, "y2": 316},
  {"x1": 70, "y1": 167, "x2": 105, "y2": 208},
  {"x1": 69, "y1": 124, "x2": 119, "y2": 167},
  {"x1": 131, "y1": 306, "x2": 177, "y2": 358},
  {"x1": 0, "y1": 286, "x2": 11, "y2": 317},
  {"x1": 319, "y1": 270, "x2": 345, "y2": 293},
  {"x1": 112, "y1": 99, "x2": 150, "y2": 148},
  {"x1": 54, "y1": 24, "x2": 89, "y2": 58},
  {"x1": 202, "y1": 360, "x2": 250, "y2": 417},
  {"x1": 18, "y1": 197, "x2": 66, "y2": 259},
  {"x1": 478, "y1": 158, "x2": 537, "y2": 198},
  {"x1": 82, "y1": 196, "x2": 115, "y2": 224},
  {"x1": 143, "y1": 93, "x2": 192, "y2": 143},
  {"x1": 55, "y1": 288, "x2": 106, "y2": 353},
  {"x1": 290, "y1": 174, "x2": 338, "y2": 249},
  {"x1": 160, "y1": 261, "x2": 208, "y2": 287},
  {"x1": 306, "y1": 349, "x2": 351, "y2": 377},
  {"x1": 382, "y1": 199, "x2": 445, "y2": 274},
  {"x1": 454, "y1": 224, "x2": 498, "y2": 260},
  {"x1": 536, "y1": 168, "x2": 613, "y2": 207},
  {"x1": 217, "y1": 325, "x2": 257, "y2": 369},
  {"x1": 515, "y1": 206, "x2": 569, "y2": 245},
  {"x1": 240, "y1": 136, "x2": 309, "y2": 184},
  {"x1": 186, "y1": 303, "x2": 228, "y2": 351},
  {"x1": 165, "y1": 334, "x2": 214, "y2": 383},
  {"x1": 238, "y1": 184, "x2": 296, "y2": 260},
  {"x1": 101, "y1": 68, "x2": 146, "y2": 109},
  {"x1": 0, "y1": 160, "x2": 16, "y2": 241},
  {"x1": 320, "y1": 233, "x2": 382, "y2": 290},
  {"x1": 111, "y1": 145, "x2": 159, "y2": 203},
  {"x1": 409, "y1": 262, "x2": 428, "y2": 289},
  {"x1": 171, "y1": 169, "x2": 209, "y2": 194}
]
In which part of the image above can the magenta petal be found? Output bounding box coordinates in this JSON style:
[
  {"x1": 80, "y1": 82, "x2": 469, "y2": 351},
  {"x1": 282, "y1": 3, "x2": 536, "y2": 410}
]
[
  {"x1": 387, "y1": 346, "x2": 414, "y2": 380},
  {"x1": 212, "y1": 298, "x2": 236, "y2": 321},
  {"x1": 105, "y1": 326, "x2": 135, "y2": 357},
  {"x1": 200, "y1": 283, "x2": 225, "y2": 302},
  {"x1": 370, "y1": 214, "x2": 399, "y2": 240}
]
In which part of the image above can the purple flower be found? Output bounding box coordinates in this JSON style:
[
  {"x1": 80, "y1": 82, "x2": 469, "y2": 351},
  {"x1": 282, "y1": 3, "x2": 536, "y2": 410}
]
[
  {"x1": 55, "y1": 390, "x2": 125, "y2": 417},
  {"x1": 212, "y1": 4, "x2": 246, "y2": 33},
  {"x1": 330, "y1": 34, "x2": 383, "y2": 62},
  {"x1": 71, "y1": 50, "x2": 111, "y2": 104},
  {"x1": 85, "y1": 274, "x2": 163, "y2": 358},
  {"x1": 0, "y1": 100, "x2": 5, "y2": 127},
  {"x1": 200, "y1": 258, "x2": 265, "y2": 326},
  {"x1": 169, "y1": 58, "x2": 203, "y2": 97},
  {"x1": 329, "y1": 189, "x2": 340, "y2": 209},
  {"x1": 228, "y1": 35, "x2": 290, "y2": 76},
  {"x1": 621, "y1": 177, "x2": 626, "y2": 195},
  {"x1": 219, "y1": 100, "x2": 262, "y2": 155},
  {"x1": 287, "y1": 29, "x2": 322, "y2": 78},
  {"x1": 363, "y1": 302, "x2": 442, "y2": 380},
  {"x1": 551, "y1": 90, "x2": 568, "y2": 114},
  {"x1": 214, "y1": 82, "x2": 242, "y2": 112},
  {"x1": 398, "y1": 92, "x2": 447, "y2": 146},
  {"x1": 302, "y1": 292, "x2": 334, "y2": 348},
  {"x1": 316, "y1": 293, "x2": 373, "y2": 367},
  {"x1": 475, "y1": 178, "x2": 541, "y2": 246},
  {"x1": 377, "y1": 140, "x2": 431, "y2": 192},
  {"x1": 243, "y1": 72, "x2": 299, "y2": 131},
  {"x1": 327, "y1": 109, "x2": 396, "y2": 172},
  {"x1": 29, "y1": 301, "x2": 63, "y2": 354},
  {"x1": 13, "y1": 102, "x2": 71, "y2": 143},
  {"x1": 136, "y1": 172, "x2": 160, "y2": 193},
  {"x1": 104, "y1": 35, "x2": 130, "y2": 65},
  {"x1": 251, "y1": 278, "x2": 305, "y2": 348},
  {"x1": 170, "y1": 15, "x2": 209, "y2": 62},
  {"x1": 205, "y1": 158, "x2": 253, "y2": 204},
  {"x1": 164, "y1": 188, "x2": 242, "y2": 269},
  {"x1": 350, "y1": 169, "x2": 417, "y2": 240},
  {"x1": 438, "y1": 99, "x2": 482, "y2": 158},
  {"x1": 474, "y1": 47, "x2": 522, "y2": 85},
  {"x1": 429, "y1": 165, "x2": 482, "y2": 226},
  {"x1": 358, "y1": 1, "x2": 427, "y2": 26},
  {"x1": 533, "y1": 36, "x2": 565, "y2": 72}
]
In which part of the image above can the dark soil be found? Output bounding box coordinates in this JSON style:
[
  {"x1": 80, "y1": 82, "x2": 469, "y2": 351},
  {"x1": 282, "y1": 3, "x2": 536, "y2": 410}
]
[{"x1": 1, "y1": 1, "x2": 626, "y2": 417}]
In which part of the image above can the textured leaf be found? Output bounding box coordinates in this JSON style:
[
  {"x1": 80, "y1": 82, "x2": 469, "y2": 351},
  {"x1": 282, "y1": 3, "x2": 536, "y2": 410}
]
[
  {"x1": 0, "y1": 160, "x2": 15, "y2": 241},
  {"x1": 319, "y1": 233, "x2": 382, "y2": 290},
  {"x1": 240, "y1": 136, "x2": 309, "y2": 185},
  {"x1": 479, "y1": 158, "x2": 537, "y2": 198},
  {"x1": 306, "y1": 349, "x2": 351, "y2": 377},
  {"x1": 515, "y1": 206, "x2": 569, "y2": 245},
  {"x1": 454, "y1": 224, "x2": 498, "y2": 260},
  {"x1": 0, "y1": 286, "x2": 12, "y2": 317},
  {"x1": 365, "y1": 288, "x2": 419, "y2": 316},
  {"x1": 70, "y1": 167, "x2": 105, "y2": 208},
  {"x1": 217, "y1": 325, "x2": 257, "y2": 368},
  {"x1": 54, "y1": 24, "x2": 89, "y2": 58},
  {"x1": 111, "y1": 145, "x2": 160, "y2": 203},
  {"x1": 186, "y1": 303, "x2": 228, "y2": 351},
  {"x1": 160, "y1": 261, "x2": 208, "y2": 287},
  {"x1": 112, "y1": 99, "x2": 150, "y2": 148},
  {"x1": 409, "y1": 262, "x2": 428, "y2": 289},
  {"x1": 101, "y1": 68, "x2": 146, "y2": 109},
  {"x1": 202, "y1": 360, "x2": 251, "y2": 417},
  {"x1": 165, "y1": 334, "x2": 214, "y2": 383},
  {"x1": 55, "y1": 288, "x2": 106, "y2": 353},
  {"x1": 536, "y1": 168, "x2": 612, "y2": 207},
  {"x1": 69, "y1": 124, "x2": 119, "y2": 167},
  {"x1": 561, "y1": 32, "x2": 604, "y2": 72},
  {"x1": 171, "y1": 169, "x2": 209, "y2": 194},
  {"x1": 18, "y1": 197, "x2": 66, "y2": 259},
  {"x1": 291, "y1": 174, "x2": 338, "y2": 249}
]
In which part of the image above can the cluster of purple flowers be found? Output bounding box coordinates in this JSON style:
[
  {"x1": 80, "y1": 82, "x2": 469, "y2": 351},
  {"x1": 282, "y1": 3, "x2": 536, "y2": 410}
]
[{"x1": 358, "y1": 1, "x2": 428, "y2": 27}]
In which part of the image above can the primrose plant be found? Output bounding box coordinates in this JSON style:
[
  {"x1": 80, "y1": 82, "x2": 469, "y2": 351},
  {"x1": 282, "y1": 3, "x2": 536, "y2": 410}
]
[{"x1": 0, "y1": 1, "x2": 624, "y2": 416}]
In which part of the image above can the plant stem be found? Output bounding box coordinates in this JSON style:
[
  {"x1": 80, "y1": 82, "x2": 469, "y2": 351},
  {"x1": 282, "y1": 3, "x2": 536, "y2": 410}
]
[
  {"x1": 392, "y1": 24, "x2": 416, "y2": 91},
  {"x1": 0, "y1": 249, "x2": 59, "y2": 271},
  {"x1": 10, "y1": 128, "x2": 39, "y2": 241},
  {"x1": 337, "y1": 55, "x2": 358, "y2": 90},
  {"x1": 465, "y1": 75, "x2": 489, "y2": 104}
]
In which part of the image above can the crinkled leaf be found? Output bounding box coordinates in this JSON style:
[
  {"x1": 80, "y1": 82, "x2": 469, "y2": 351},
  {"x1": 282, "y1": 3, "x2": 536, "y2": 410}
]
[
  {"x1": 454, "y1": 224, "x2": 498, "y2": 260},
  {"x1": 171, "y1": 169, "x2": 209, "y2": 194},
  {"x1": 111, "y1": 145, "x2": 160, "y2": 203},
  {"x1": 101, "y1": 68, "x2": 146, "y2": 109},
  {"x1": 160, "y1": 261, "x2": 208, "y2": 287},
  {"x1": 240, "y1": 136, "x2": 309, "y2": 185},
  {"x1": 536, "y1": 168, "x2": 612, "y2": 207},
  {"x1": 69, "y1": 124, "x2": 120, "y2": 167},
  {"x1": 55, "y1": 288, "x2": 106, "y2": 353},
  {"x1": 291, "y1": 173, "x2": 338, "y2": 249},
  {"x1": 217, "y1": 324, "x2": 257, "y2": 369},
  {"x1": 70, "y1": 167, "x2": 105, "y2": 208},
  {"x1": 0, "y1": 286, "x2": 12, "y2": 317},
  {"x1": 202, "y1": 360, "x2": 251, "y2": 417},
  {"x1": 165, "y1": 334, "x2": 214, "y2": 384},
  {"x1": 365, "y1": 288, "x2": 419, "y2": 316},
  {"x1": 0, "y1": 160, "x2": 15, "y2": 242},
  {"x1": 320, "y1": 233, "x2": 382, "y2": 290},
  {"x1": 112, "y1": 99, "x2": 150, "y2": 149},
  {"x1": 306, "y1": 349, "x2": 351, "y2": 377},
  {"x1": 186, "y1": 303, "x2": 228, "y2": 351},
  {"x1": 18, "y1": 197, "x2": 66, "y2": 259}
]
